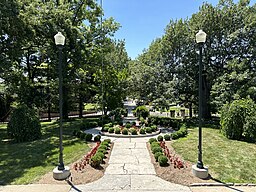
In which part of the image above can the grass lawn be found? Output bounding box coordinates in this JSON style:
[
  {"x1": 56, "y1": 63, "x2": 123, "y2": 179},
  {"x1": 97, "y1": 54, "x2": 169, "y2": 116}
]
[
  {"x1": 0, "y1": 120, "x2": 91, "y2": 185},
  {"x1": 172, "y1": 127, "x2": 256, "y2": 183}
]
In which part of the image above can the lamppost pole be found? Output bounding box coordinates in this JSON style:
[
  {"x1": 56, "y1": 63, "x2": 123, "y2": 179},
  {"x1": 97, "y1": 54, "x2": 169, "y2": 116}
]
[
  {"x1": 57, "y1": 44, "x2": 64, "y2": 170},
  {"x1": 192, "y1": 29, "x2": 208, "y2": 179},
  {"x1": 53, "y1": 32, "x2": 70, "y2": 180},
  {"x1": 197, "y1": 42, "x2": 203, "y2": 169}
]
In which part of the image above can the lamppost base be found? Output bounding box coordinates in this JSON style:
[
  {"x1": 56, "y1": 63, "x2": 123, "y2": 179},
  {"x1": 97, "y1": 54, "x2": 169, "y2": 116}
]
[
  {"x1": 53, "y1": 166, "x2": 71, "y2": 180},
  {"x1": 192, "y1": 164, "x2": 208, "y2": 179}
]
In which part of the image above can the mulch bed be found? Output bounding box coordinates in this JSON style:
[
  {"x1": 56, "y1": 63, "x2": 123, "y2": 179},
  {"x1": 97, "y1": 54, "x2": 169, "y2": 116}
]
[
  {"x1": 147, "y1": 141, "x2": 214, "y2": 186},
  {"x1": 36, "y1": 142, "x2": 113, "y2": 185}
]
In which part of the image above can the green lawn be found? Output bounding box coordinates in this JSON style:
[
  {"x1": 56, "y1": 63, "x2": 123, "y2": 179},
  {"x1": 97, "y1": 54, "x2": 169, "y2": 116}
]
[
  {"x1": 0, "y1": 120, "x2": 90, "y2": 185},
  {"x1": 172, "y1": 127, "x2": 256, "y2": 183}
]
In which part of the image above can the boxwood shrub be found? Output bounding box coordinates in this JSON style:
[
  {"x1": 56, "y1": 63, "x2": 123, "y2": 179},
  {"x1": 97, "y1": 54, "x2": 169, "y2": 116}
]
[
  {"x1": 146, "y1": 127, "x2": 152, "y2": 133},
  {"x1": 115, "y1": 127, "x2": 121, "y2": 134},
  {"x1": 94, "y1": 135, "x2": 101, "y2": 142},
  {"x1": 158, "y1": 155, "x2": 168, "y2": 166},
  {"x1": 154, "y1": 152, "x2": 163, "y2": 162},
  {"x1": 164, "y1": 134, "x2": 171, "y2": 141},
  {"x1": 122, "y1": 128, "x2": 128, "y2": 135},
  {"x1": 149, "y1": 138, "x2": 157, "y2": 144},
  {"x1": 157, "y1": 135, "x2": 163, "y2": 141},
  {"x1": 139, "y1": 128, "x2": 146, "y2": 134},
  {"x1": 152, "y1": 146, "x2": 162, "y2": 154},
  {"x1": 130, "y1": 128, "x2": 137, "y2": 135},
  {"x1": 108, "y1": 127, "x2": 114, "y2": 133},
  {"x1": 90, "y1": 154, "x2": 102, "y2": 167}
]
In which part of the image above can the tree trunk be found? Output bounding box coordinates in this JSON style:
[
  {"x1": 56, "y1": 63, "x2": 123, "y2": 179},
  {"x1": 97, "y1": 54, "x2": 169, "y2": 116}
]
[
  {"x1": 189, "y1": 103, "x2": 193, "y2": 118},
  {"x1": 79, "y1": 93, "x2": 83, "y2": 118}
]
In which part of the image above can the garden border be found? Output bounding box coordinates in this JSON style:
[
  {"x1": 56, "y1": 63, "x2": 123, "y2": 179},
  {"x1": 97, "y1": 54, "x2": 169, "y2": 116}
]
[{"x1": 100, "y1": 130, "x2": 161, "y2": 138}]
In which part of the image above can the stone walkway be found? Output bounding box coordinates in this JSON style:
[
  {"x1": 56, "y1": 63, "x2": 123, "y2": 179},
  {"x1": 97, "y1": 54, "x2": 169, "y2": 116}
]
[{"x1": 69, "y1": 137, "x2": 191, "y2": 192}]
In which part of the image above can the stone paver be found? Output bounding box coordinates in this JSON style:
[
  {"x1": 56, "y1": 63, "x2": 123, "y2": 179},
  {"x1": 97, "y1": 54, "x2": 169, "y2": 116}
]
[{"x1": 70, "y1": 137, "x2": 191, "y2": 192}]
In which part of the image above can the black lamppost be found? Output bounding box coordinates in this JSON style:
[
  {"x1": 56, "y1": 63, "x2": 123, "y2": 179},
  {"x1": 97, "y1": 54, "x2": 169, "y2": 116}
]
[
  {"x1": 53, "y1": 32, "x2": 70, "y2": 180},
  {"x1": 192, "y1": 29, "x2": 208, "y2": 179}
]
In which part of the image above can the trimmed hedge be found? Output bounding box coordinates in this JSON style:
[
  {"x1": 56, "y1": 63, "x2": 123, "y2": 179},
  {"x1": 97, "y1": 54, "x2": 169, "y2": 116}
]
[
  {"x1": 171, "y1": 124, "x2": 188, "y2": 140},
  {"x1": 148, "y1": 116, "x2": 181, "y2": 129}
]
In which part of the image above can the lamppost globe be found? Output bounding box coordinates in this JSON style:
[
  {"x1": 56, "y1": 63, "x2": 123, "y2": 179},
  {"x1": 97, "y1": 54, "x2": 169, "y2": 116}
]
[
  {"x1": 54, "y1": 32, "x2": 65, "y2": 45},
  {"x1": 192, "y1": 29, "x2": 209, "y2": 179},
  {"x1": 196, "y1": 30, "x2": 206, "y2": 43}
]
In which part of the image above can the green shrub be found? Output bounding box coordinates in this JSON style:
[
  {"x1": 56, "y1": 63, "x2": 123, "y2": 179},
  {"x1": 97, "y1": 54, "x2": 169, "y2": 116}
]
[
  {"x1": 104, "y1": 122, "x2": 113, "y2": 127},
  {"x1": 73, "y1": 130, "x2": 78, "y2": 136},
  {"x1": 243, "y1": 116, "x2": 256, "y2": 142},
  {"x1": 108, "y1": 127, "x2": 114, "y2": 133},
  {"x1": 140, "y1": 117, "x2": 145, "y2": 125},
  {"x1": 103, "y1": 139, "x2": 111, "y2": 143},
  {"x1": 157, "y1": 135, "x2": 163, "y2": 141},
  {"x1": 152, "y1": 146, "x2": 162, "y2": 154},
  {"x1": 108, "y1": 108, "x2": 127, "y2": 121},
  {"x1": 134, "y1": 106, "x2": 149, "y2": 119},
  {"x1": 149, "y1": 138, "x2": 157, "y2": 144},
  {"x1": 7, "y1": 104, "x2": 41, "y2": 143},
  {"x1": 115, "y1": 127, "x2": 121, "y2": 134},
  {"x1": 154, "y1": 152, "x2": 163, "y2": 162},
  {"x1": 171, "y1": 124, "x2": 188, "y2": 140},
  {"x1": 130, "y1": 128, "x2": 137, "y2": 135},
  {"x1": 150, "y1": 142, "x2": 160, "y2": 150},
  {"x1": 95, "y1": 151, "x2": 105, "y2": 159},
  {"x1": 85, "y1": 133, "x2": 93, "y2": 141},
  {"x1": 151, "y1": 125, "x2": 157, "y2": 132},
  {"x1": 102, "y1": 126, "x2": 109, "y2": 132},
  {"x1": 76, "y1": 131, "x2": 82, "y2": 138},
  {"x1": 80, "y1": 132, "x2": 86, "y2": 139},
  {"x1": 98, "y1": 145, "x2": 107, "y2": 150},
  {"x1": 147, "y1": 116, "x2": 181, "y2": 129},
  {"x1": 122, "y1": 128, "x2": 128, "y2": 135},
  {"x1": 125, "y1": 123, "x2": 131, "y2": 128},
  {"x1": 158, "y1": 155, "x2": 168, "y2": 166},
  {"x1": 94, "y1": 135, "x2": 101, "y2": 142},
  {"x1": 164, "y1": 134, "x2": 171, "y2": 141},
  {"x1": 90, "y1": 154, "x2": 102, "y2": 167},
  {"x1": 97, "y1": 148, "x2": 107, "y2": 154},
  {"x1": 146, "y1": 127, "x2": 152, "y2": 133},
  {"x1": 220, "y1": 99, "x2": 255, "y2": 140},
  {"x1": 89, "y1": 121, "x2": 98, "y2": 128},
  {"x1": 139, "y1": 128, "x2": 146, "y2": 134},
  {"x1": 101, "y1": 141, "x2": 109, "y2": 147}
]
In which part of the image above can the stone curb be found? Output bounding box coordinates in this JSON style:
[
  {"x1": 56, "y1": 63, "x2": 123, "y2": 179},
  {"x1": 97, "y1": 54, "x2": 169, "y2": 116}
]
[
  {"x1": 190, "y1": 183, "x2": 256, "y2": 187},
  {"x1": 100, "y1": 130, "x2": 161, "y2": 138}
]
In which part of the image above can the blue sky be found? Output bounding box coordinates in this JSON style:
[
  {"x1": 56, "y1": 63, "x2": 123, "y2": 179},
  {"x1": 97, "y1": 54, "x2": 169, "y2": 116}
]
[{"x1": 102, "y1": 0, "x2": 255, "y2": 59}]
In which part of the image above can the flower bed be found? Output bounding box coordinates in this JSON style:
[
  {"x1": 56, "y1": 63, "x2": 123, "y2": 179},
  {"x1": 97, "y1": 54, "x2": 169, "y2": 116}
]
[
  {"x1": 149, "y1": 138, "x2": 186, "y2": 169},
  {"x1": 73, "y1": 139, "x2": 111, "y2": 171}
]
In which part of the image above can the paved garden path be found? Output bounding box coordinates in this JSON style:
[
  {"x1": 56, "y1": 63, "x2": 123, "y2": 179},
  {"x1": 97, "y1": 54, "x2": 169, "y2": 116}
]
[{"x1": 69, "y1": 137, "x2": 191, "y2": 192}]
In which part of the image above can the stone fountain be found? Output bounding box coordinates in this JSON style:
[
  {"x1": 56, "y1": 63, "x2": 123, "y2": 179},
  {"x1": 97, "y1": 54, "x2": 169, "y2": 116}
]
[{"x1": 123, "y1": 100, "x2": 137, "y2": 125}]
